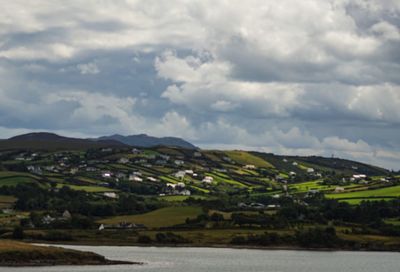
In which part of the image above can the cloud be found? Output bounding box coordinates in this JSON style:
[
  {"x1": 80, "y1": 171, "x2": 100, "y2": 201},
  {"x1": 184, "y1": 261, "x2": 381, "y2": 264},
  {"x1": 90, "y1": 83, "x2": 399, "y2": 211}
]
[
  {"x1": 0, "y1": 1, "x2": 399, "y2": 169},
  {"x1": 77, "y1": 62, "x2": 100, "y2": 75}
]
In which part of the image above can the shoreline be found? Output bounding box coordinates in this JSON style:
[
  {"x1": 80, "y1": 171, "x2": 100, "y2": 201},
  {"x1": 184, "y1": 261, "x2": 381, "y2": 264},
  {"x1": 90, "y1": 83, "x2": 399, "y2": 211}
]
[
  {"x1": 33, "y1": 241, "x2": 400, "y2": 253},
  {"x1": 0, "y1": 240, "x2": 142, "y2": 267}
]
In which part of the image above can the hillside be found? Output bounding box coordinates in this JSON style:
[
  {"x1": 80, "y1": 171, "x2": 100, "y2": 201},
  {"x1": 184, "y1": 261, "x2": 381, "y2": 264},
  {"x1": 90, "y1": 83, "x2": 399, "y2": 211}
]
[
  {"x1": 97, "y1": 134, "x2": 197, "y2": 149},
  {"x1": 0, "y1": 240, "x2": 135, "y2": 266},
  {"x1": 0, "y1": 136, "x2": 399, "y2": 251}
]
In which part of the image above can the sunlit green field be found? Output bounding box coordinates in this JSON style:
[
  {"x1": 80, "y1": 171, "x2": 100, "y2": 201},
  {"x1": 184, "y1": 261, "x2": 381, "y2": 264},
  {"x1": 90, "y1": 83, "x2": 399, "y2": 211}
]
[
  {"x1": 224, "y1": 151, "x2": 274, "y2": 168},
  {"x1": 98, "y1": 206, "x2": 203, "y2": 228},
  {"x1": 326, "y1": 185, "x2": 400, "y2": 203}
]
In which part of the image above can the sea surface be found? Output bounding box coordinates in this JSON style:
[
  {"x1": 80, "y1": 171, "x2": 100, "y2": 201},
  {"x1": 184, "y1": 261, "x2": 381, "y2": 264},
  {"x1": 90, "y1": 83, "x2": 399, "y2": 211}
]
[{"x1": 3, "y1": 245, "x2": 400, "y2": 272}]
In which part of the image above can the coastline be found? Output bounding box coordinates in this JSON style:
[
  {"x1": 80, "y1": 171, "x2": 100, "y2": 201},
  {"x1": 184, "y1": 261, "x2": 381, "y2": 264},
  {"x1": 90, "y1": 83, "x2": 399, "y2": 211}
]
[{"x1": 33, "y1": 240, "x2": 400, "y2": 253}]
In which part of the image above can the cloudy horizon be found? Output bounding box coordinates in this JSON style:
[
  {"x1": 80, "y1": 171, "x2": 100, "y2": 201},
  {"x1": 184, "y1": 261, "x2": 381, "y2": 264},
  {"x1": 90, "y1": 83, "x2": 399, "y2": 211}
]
[{"x1": 1, "y1": 1, "x2": 399, "y2": 170}]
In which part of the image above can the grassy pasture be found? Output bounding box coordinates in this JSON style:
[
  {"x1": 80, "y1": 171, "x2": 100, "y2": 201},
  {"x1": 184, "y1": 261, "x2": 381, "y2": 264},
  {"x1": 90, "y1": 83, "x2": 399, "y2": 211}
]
[
  {"x1": 56, "y1": 184, "x2": 117, "y2": 193},
  {"x1": 326, "y1": 185, "x2": 400, "y2": 199},
  {"x1": 158, "y1": 195, "x2": 207, "y2": 202},
  {"x1": 98, "y1": 206, "x2": 203, "y2": 228},
  {"x1": 225, "y1": 151, "x2": 274, "y2": 168},
  {"x1": 0, "y1": 177, "x2": 38, "y2": 187},
  {"x1": 206, "y1": 172, "x2": 247, "y2": 188}
]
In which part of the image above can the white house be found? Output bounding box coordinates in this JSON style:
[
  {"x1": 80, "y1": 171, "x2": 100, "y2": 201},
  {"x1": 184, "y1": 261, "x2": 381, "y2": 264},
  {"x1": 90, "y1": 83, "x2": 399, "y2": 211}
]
[
  {"x1": 147, "y1": 177, "x2": 158, "y2": 182},
  {"x1": 244, "y1": 164, "x2": 256, "y2": 170},
  {"x1": 353, "y1": 174, "x2": 367, "y2": 179},
  {"x1": 175, "y1": 171, "x2": 186, "y2": 179},
  {"x1": 102, "y1": 172, "x2": 112, "y2": 178},
  {"x1": 104, "y1": 192, "x2": 118, "y2": 199},
  {"x1": 307, "y1": 168, "x2": 315, "y2": 173},
  {"x1": 202, "y1": 176, "x2": 214, "y2": 184},
  {"x1": 334, "y1": 187, "x2": 345, "y2": 193},
  {"x1": 119, "y1": 158, "x2": 130, "y2": 164},
  {"x1": 174, "y1": 160, "x2": 184, "y2": 166},
  {"x1": 129, "y1": 175, "x2": 143, "y2": 182}
]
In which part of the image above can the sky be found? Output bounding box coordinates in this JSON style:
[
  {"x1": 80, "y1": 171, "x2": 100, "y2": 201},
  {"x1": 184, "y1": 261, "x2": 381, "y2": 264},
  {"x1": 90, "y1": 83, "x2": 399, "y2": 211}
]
[{"x1": 0, "y1": 1, "x2": 399, "y2": 170}]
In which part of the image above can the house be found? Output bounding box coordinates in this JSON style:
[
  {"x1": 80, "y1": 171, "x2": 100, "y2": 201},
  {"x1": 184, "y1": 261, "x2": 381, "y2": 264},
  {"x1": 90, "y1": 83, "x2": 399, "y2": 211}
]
[
  {"x1": 334, "y1": 187, "x2": 345, "y2": 193},
  {"x1": 118, "y1": 158, "x2": 130, "y2": 164},
  {"x1": 267, "y1": 204, "x2": 281, "y2": 209},
  {"x1": 185, "y1": 170, "x2": 194, "y2": 175},
  {"x1": 103, "y1": 192, "x2": 118, "y2": 199},
  {"x1": 102, "y1": 172, "x2": 112, "y2": 178},
  {"x1": 70, "y1": 168, "x2": 79, "y2": 175},
  {"x1": 202, "y1": 176, "x2": 214, "y2": 184},
  {"x1": 159, "y1": 154, "x2": 170, "y2": 160},
  {"x1": 42, "y1": 214, "x2": 55, "y2": 225},
  {"x1": 292, "y1": 162, "x2": 298, "y2": 166},
  {"x1": 193, "y1": 152, "x2": 202, "y2": 157},
  {"x1": 289, "y1": 171, "x2": 297, "y2": 176},
  {"x1": 62, "y1": 210, "x2": 72, "y2": 220},
  {"x1": 147, "y1": 177, "x2": 158, "y2": 182},
  {"x1": 27, "y1": 165, "x2": 42, "y2": 175},
  {"x1": 174, "y1": 160, "x2": 184, "y2": 166},
  {"x1": 244, "y1": 164, "x2": 256, "y2": 170},
  {"x1": 353, "y1": 174, "x2": 367, "y2": 179},
  {"x1": 175, "y1": 171, "x2": 186, "y2": 179},
  {"x1": 307, "y1": 168, "x2": 315, "y2": 173},
  {"x1": 249, "y1": 203, "x2": 265, "y2": 209},
  {"x1": 180, "y1": 189, "x2": 191, "y2": 196},
  {"x1": 129, "y1": 175, "x2": 143, "y2": 182}
]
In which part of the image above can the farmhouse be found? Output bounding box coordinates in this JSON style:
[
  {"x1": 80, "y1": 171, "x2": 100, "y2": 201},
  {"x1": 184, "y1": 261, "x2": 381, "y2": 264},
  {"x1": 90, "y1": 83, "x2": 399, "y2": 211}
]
[
  {"x1": 202, "y1": 176, "x2": 214, "y2": 184},
  {"x1": 334, "y1": 187, "x2": 345, "y2": 193},
  {"x1": 244, "y1": 164, "x2": 256, "y2": 170},
  {"x1": 102, "y1": 172, "x2": 112, "y2": 178},
  {"x1": 118, "y1": 157, "x2": 129, "y2": 164},
  {"x1": 103, "y1": 192, "x2": 118, "y2": 199},
  {"x1": 175, "y1": 171, "x2": 186, "y2": 179},
  {"x1": 174, "y1": 160, "x2": 184, "y2": 166},
  {"x1": 307, "y1": 168, "x2": 315, "y2": 173}
]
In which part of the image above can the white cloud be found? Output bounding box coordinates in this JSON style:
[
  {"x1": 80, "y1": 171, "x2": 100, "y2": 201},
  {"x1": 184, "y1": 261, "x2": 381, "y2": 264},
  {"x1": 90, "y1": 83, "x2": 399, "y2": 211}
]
[
  {"x1": 77, "y1": 62, "x2": 100, "y2": 75},
  {"x1": 0, "y1": 1, "x2": 399, "y2": 169}
]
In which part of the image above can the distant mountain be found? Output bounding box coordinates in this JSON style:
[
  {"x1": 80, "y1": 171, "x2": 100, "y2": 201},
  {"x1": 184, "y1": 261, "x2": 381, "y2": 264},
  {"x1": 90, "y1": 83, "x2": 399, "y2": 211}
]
[
  {"x1": 0, "y1": 132, "x2": 126, "y2": 150},
  {"x1": 97, "y1": 134, "x2": 197, "y2": 149}
]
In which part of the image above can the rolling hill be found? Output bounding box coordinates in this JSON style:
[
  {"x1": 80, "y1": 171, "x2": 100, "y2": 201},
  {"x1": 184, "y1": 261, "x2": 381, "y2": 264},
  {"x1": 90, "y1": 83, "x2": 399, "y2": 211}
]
[{"x1": 0, "y1": 132, "x2": 126, "y2": 151}]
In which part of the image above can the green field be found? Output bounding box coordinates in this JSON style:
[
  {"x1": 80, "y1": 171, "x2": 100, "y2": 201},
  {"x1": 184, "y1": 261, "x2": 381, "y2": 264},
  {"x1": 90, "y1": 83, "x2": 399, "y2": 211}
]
[
  {"x1": 224, "y1": 151, "x2": 274, "y2": 168},
  {"x1": 99, "y1": 206, "x2": 203, "y2": 228},
  {"x1": 326, "y1": 185, "x2": 400, "y2": 203},
  {"x1": 56, "y1": 184, "x2": 117, "y2": 193},
  {"x1": 0, "y1": 171, "x2": 38, "y2": 179},
  {"x1": 158, "y1": 195, "x2": 207, "y2": 202},
  {"x1": 206, "y1": 172, "x2": 248, "y2": 188},
  {"x1": 289, "y1": 180, "x2": 361, "y2": 194},
  {"x1": 0, "y1": 176, "x2": 38, "y2": 187}
]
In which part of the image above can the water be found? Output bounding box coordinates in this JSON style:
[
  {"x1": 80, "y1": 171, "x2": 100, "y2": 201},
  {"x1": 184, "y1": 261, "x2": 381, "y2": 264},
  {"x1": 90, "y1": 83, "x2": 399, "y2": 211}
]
[{"x1": 2, "y1": 245, "x2": 399, "y2": 272}]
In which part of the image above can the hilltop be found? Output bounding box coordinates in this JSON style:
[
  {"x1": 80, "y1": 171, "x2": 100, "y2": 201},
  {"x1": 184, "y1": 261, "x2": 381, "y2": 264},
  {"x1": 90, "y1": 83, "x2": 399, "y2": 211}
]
[
  {"x1": 0, "y1": 133, "x2": 126, "y2": 151},
  {"x1": 97, "y1": 134, "x2": 197, "y2": 149}
]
